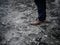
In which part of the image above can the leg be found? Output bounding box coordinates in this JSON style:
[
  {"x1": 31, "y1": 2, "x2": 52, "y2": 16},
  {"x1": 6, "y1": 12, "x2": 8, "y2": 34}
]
[
  {"x1": 35, "y1": 0, "x2": 46, "y2": 21},
  {"x1": 30, "y1": 0, "x2": 46, "y2": 25}
]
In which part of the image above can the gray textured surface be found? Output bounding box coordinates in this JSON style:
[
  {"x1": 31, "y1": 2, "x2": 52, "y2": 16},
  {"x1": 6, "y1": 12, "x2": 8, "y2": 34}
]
[{"x1": 0, "y1": 0, "x2": 59, "y2": 45}]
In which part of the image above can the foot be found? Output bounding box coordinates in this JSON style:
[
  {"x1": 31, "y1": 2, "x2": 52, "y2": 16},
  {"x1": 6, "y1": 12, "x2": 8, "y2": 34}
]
[{"x1": 30, "y1": 19, "x2": 43, "y2": 25}]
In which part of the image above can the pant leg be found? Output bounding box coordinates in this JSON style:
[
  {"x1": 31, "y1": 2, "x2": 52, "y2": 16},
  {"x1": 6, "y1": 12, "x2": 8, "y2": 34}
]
[{"x1": 34, "y1": 0, "x2": 46, "y2": 21}]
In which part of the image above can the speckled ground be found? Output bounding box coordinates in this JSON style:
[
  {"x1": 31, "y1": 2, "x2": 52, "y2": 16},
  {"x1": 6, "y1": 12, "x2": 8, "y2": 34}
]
[{"x1": 0, "y1": 0, "x2": 59, "y2": 45}]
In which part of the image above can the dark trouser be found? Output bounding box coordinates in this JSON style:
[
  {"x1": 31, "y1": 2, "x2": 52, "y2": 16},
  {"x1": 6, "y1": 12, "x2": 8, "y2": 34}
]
[{"x1": 34, "y1": 0, "x2": 46, "y2": 21}]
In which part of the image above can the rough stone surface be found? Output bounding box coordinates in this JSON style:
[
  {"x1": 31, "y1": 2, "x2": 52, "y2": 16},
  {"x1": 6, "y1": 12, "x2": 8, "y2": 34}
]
[{"x1": 0, "y1": 0, "x2": 60, "y2": 45}]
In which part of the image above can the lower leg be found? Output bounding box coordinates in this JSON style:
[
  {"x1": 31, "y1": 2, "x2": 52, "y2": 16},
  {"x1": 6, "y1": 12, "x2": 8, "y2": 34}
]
[
  {"x1": 38, "y1": 8, "x2": 46, "y2": 22},
  {"x1": 30, "y1": 0, "x2": 46, "y2": 25},
  {"x1": 37, "y1": 0, "x2": 46, "y2": 21}
]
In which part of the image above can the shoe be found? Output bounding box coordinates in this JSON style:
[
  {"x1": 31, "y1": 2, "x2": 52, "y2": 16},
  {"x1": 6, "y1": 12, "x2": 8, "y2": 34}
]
[{"x1": 30, "y1": 19, "x2": 43, "y2": 25}]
